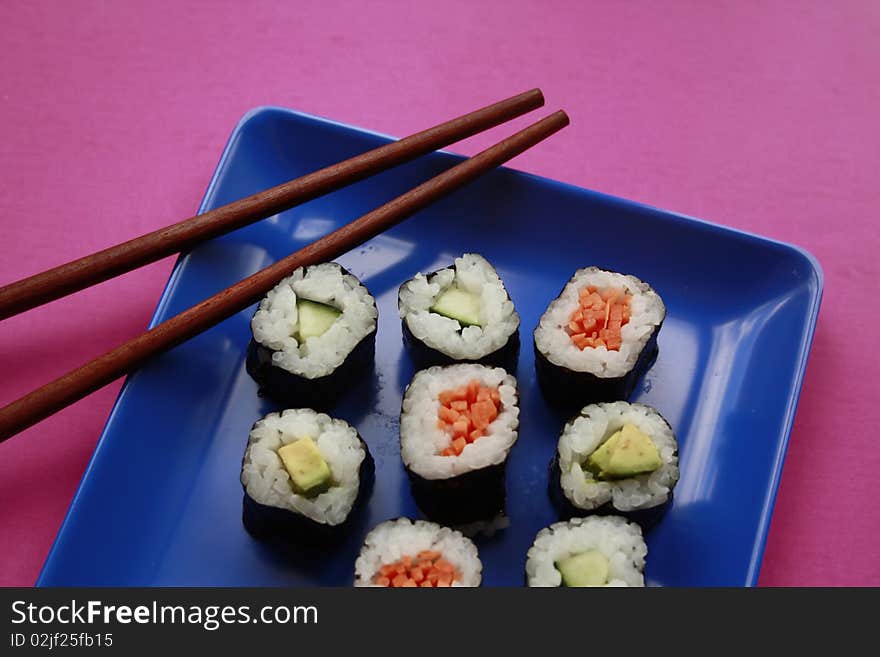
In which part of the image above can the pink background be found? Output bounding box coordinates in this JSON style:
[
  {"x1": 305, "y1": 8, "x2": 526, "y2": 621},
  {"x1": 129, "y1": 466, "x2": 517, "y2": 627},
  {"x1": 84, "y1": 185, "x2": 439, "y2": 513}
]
[{"x1": 1, "y1": 1, "x2": 878, "y2": 586}]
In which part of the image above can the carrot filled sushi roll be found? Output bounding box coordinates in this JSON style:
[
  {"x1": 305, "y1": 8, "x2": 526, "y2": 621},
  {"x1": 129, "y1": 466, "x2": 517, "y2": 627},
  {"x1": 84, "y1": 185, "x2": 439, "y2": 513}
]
[
  {"x1": 400, "y1": 364, "x2": 519, "y2": 525},
  {"x1": 534, "y1": 267, "x2": 665, "y2": 407},
  {"x1": 246, "y1": 262, "x2": 378, "y2": 409},
  {"x1": 398, "y1": 253, "x2": 520, "y2": 370},
  {"x1": 240, "y1": 408, "x2": 374, "y2": 544},
  {"x1": 354, "y1": 518, "x2": 482, "y2": 587}
]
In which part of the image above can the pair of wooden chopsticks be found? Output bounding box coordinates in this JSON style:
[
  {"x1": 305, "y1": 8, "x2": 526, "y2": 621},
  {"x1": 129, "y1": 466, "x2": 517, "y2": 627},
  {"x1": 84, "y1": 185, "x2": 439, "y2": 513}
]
[{"x1": 0, "y1": 89, "x2": 568, "y2": 441}]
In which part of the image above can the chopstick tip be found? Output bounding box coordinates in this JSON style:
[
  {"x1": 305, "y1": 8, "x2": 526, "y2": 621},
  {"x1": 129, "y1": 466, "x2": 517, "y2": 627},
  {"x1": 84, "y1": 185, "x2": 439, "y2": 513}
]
[{"x1": 552, "y1": 109, "x2": 571, "y2": 127}]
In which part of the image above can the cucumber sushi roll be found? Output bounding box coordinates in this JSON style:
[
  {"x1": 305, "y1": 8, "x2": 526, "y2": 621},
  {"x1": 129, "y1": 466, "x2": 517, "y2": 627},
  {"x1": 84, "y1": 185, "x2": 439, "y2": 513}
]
[
  {"x1": 526, "y1": 516, "x2": 647, "y2": 587},
  {"x1": 240, "y1": 408, "x2": 374, "y2": 543},
  {"x1": 534, "y1": 267, "x2": 665, "y2": 406},
  {"x1": 247, "y1": 262, "x2": 378, "y2": 408},
  {"x1": 400, "y1": 363, "x2": 519, "y2": 525},
  {"x1": 354, "y1": 518, "x2": 482, "y2": 587},
  {"x1": 550, "y1": 402, "x2": 679, "y2": 527},
  {"x1": 398, "y1": 253, "x2": 519, "y2": 370}
]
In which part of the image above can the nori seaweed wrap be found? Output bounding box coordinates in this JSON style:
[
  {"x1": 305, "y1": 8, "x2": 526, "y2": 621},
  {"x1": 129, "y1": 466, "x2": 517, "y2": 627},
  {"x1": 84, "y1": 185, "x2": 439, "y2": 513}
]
[
  {"x1": 526, "y1": 516, "x2": 647, "y2": 587},
  {"x1": 240, "y1": 408, "x2": 374, "y2": 544},
  {"x1": 247, "y1": 262, "x2": 377, "y2": 409},
  {"x1": 400, "y1": 363, "x2": 519, "y2": 526},
  {"x1": 398, "y1": 253, "x2": 519, "y2": 371},
  {"x1": 534, "y1": 267, "x2": 665, "y2": 408},
  {"x1": 354, "y1": 518, "x2": 482, "y2": 587},
  {"x1": 549, "y1": 401, "x2": 679, "y2": 529}
]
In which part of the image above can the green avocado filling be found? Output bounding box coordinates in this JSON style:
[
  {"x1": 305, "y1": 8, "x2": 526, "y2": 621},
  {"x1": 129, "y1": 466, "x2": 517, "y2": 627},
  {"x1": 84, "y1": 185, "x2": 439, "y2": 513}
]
[
  {"x1": 296, "y1": 299, "x2": 341, "y2": 341},
  {"x1": 555, "y1": 550, "x2": 610, "y2": 587},
  {"x1": 585, "y1": 423, "x2": 663, "y2": 480},
  {"x1": 277, "y1": 437, "x2": 332, "y2": 497},
  {"x1": 430, "y1": 286, "x2": 481, "y2": 327}
]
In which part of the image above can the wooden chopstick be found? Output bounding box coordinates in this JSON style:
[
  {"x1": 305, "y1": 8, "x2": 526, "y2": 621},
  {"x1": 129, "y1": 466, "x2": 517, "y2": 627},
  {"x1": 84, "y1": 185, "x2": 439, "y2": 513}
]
[
  {"x1": 0, "y1": 89, "x2": 545, "y2": 320},
  {"x1": 0, "y1": 110, "x2": 569, "y2": 441}
]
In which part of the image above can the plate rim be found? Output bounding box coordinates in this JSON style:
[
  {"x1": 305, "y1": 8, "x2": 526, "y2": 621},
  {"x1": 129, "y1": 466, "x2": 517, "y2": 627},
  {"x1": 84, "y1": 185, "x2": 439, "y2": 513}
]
[{"x1": 36, "y1": 105, "x2": 824, "y2": 586}]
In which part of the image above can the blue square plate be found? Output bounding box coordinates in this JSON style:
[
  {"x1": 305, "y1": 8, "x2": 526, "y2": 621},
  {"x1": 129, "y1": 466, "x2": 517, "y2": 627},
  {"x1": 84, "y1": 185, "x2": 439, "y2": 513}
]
[{"x1": 37, "y1": 107, "x2": 822, "y2": 587}]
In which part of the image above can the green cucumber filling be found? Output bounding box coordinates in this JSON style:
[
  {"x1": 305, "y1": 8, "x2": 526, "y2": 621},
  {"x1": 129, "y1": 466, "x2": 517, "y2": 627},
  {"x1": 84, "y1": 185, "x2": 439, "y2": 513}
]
[
  {"x1": 585, "y1": 423, "x2": 662, "y2": 480},
  {"x1": 277, "y1": 437, "x2": 332, "y2": 497},
  {"x1": 555, "y1": 550, "x2": 609, "y2": 587},
  {"x1": 296, "y1": 299, "x2": 341, "y2": 341},
  {"x1": 430, "y1": 286, "x2": 481, "y2": 327}
]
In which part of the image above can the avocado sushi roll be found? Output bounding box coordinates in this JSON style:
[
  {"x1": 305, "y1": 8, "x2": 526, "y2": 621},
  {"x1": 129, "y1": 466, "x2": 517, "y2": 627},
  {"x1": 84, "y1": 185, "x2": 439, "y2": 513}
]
[
  {"x1": 534, "y1": 267, "x2": 665, "y2": 407},
  {"x1": 526, "y1": 516, "x2": 647, "y2": 587},
  {"x1": 354, "y1": 518, "x2": 482, "y2": 587},
  {"x1": 247, "y1": 262, "x2": 378, "y2": 409},
  {"x1": 550, "y1": 401, "x2": 679, "y2": 527},
  {"x1": 398, "y1": 253, "x2": 519, "y2": 370},
  {"x1": 400, "y1": 363, "x2": 519, "y2": 525},
  {"x1": 240, "y1": 408, "x2": 374, "y2": 543}
]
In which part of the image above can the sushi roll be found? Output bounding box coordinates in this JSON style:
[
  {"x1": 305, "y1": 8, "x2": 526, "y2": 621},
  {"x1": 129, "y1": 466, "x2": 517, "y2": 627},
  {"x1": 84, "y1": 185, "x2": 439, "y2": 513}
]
[
  {"x1": 354, "y1": 518, "x2": 482, "y2": 587},
  {"x1": 534, "y1": 267, "x2": 665, "y2": 407},
  {"x1": 247, "y1": 262, "x2": 378, "y2": 409},
  {"x1": 400, "y1": 363, "x2": 519, "y2": 525},
  {"x1": 240, "y1": 408, "x2": 374, "y2": 543},
  {"x1": 526, "y1": 516, "x2": 647, "y2": 587},
  {"x1": 550, "y1": 401, "x2": 679, "y2": 528},
  {"x1": 398, "y1": 253, "x2": 519, "y2": 370}
]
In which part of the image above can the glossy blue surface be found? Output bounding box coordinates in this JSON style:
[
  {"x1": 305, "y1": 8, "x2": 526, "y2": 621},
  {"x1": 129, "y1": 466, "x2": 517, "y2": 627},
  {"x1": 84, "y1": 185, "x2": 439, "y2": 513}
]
[{"x1": 38, "y1": 108, "x2": 822, "y2": 587}]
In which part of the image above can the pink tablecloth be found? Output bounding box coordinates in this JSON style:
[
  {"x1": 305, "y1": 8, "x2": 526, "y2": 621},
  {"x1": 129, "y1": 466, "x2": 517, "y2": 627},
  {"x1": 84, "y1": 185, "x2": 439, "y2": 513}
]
[{"x1": 1, "y1": 1, "x2": 878, "y2": 586}]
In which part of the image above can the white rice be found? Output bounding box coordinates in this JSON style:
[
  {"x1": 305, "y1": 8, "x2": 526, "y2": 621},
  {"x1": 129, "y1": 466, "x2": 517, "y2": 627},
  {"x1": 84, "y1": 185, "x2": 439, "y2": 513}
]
[
  {"x1": 558, "y1": 402, "x2": 679, "y2": 512},
  {"x1": 398, "y1": 253, "x2": 519, "y2": 360},
  {"x1": 526, "y1": 516, "x2": 646, "y2": 587},
  {"x1": 534, "y1": 267, "x2": 665, "y2": 378},
  {"x1": 354, "y1": 518, "x2": 482, "y2": 587},
  {"x1": 240, "y1": 409, "x2": 367, "y2": 526},
  {"x1": 400, "y1": 364, "x2": 519, "y2": 480},
  {"x1": 251, "y1": 262, "x2": 378, "y2": 379}
]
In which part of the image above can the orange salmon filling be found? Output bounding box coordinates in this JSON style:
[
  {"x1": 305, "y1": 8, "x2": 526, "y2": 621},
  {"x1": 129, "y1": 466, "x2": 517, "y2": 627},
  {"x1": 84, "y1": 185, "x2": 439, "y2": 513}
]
[
  {"x1": 373, "y1": 550, "x2": 460, "y2": 587},
  {"x1": 567, "y1": 286, "x2": 632, "y2": 351},
  {"x1": 436, "y1": 380, "x2": 501, "y2": 456}
]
